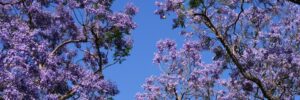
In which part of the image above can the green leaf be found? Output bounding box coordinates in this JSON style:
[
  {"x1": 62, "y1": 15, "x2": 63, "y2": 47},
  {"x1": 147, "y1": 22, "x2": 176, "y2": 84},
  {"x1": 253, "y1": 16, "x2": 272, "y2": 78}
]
[
  {"x1": 172, "y1": 13, "x2": 185, "y2": 29},
  {"x1": 189, "y1": 0, "x2": 202, "y2": 8}
]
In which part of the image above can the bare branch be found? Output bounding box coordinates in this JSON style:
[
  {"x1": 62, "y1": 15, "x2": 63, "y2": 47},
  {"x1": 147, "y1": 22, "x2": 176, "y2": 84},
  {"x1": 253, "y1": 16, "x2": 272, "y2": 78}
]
[
  {"x1": 224, "y1": 0, "x2": 244, "y2": 36},
  {"x1": 58, "y1": 86, "x2": 79, "y2": 100},
  {"x1": 50, "y1": 26, "x2": 88, "y2": 55},
  {"x1": 103, "y1": 61, "x2": 118, "y2": 70},
  {"x1": 173, "y1": 87, "x2": 181, "y2": 100},
  {"x1": 50, "y1": 39, "x2": 87, "y2": 55}
]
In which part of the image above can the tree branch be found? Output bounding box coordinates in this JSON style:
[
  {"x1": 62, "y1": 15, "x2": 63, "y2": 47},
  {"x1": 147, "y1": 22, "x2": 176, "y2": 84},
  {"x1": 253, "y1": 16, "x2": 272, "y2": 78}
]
[
  {"x1": 50, "y1": 39, "x2": 87, "y2": 55},
  {"x1": 58, "y1": 86, "x2": 79, "y2": 100},
  {"x1": 173, "y1": 87, "x2": 181, "y2": 100},
  {"x1": 90, "y1": 25, "x2": 104, "y2": 79},
  {"x1": 194, "y1": 11, "x2": 277, "y2": 100},
  {"x1": 59, "y1": 26, "x2": 105, "y2": 100},
  {"x1": 288, "y1": 0, "x2": 300, "y2": 5},
  {"x1": 50, "y1": 26, "x2": 88, "y2": 55},
  {"x1": 224, "y1": 0, "x2": 244, "y2": 36}
]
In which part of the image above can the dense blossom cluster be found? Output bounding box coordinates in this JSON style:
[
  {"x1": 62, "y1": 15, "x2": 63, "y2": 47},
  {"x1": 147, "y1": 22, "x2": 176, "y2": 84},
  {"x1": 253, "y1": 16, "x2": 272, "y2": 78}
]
[
  {"x1": 137, "y1": 0, "x2": 300, "y2": 99},
  {"x1": 137, "y1": 39, "x2": 225, "y2": 99},
  {"x1": 0, "y1": 0, "x2": 137, "y2": 99}
]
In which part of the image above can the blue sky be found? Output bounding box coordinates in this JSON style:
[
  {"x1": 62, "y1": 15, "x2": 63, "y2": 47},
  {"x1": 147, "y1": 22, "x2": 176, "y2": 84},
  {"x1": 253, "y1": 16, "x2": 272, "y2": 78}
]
[
  {"x1": 90, "y1": 1, "x2": 300, "y2": 99},
  {"x1": 103, "y1": 0, "x2": 218, "y2": 99},
  {"x1": 87, "y1": 0, "x2": 300, "y2": 100},
  {"x1": 104, "y1": 0, "x2": 185, "y2": 99}
]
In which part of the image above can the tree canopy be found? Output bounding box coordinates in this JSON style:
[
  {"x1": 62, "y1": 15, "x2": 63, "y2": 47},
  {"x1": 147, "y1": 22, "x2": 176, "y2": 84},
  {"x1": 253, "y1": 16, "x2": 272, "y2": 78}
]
[
  {"x1": 0, "y1": 0, "x2": 137, "y2": 99},
  {"x1": 1, "y1": 0, "x2": 300, "y2": 100},
  {"x1": 137, "y1": 0, "x2": 300, "y2": 100}
]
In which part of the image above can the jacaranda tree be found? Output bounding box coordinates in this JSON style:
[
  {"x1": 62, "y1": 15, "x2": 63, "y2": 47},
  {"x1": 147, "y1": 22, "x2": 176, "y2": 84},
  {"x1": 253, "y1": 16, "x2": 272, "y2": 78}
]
[
  {"x1": 0, "y1": 0, "x2": 137, "y2": 99},
  {"x1": 137, "y1": 0, "x2": 300, "y2": 100}
]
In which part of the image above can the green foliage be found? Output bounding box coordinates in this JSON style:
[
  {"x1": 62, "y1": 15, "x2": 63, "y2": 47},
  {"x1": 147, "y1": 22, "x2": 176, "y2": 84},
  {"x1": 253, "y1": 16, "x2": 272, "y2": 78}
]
[
  {"x1": 189, "y1": 0, "x2": 202, "y2": 8},
  {"x1": 172, "y1": 13, "x2": 185, "y2": 29}
]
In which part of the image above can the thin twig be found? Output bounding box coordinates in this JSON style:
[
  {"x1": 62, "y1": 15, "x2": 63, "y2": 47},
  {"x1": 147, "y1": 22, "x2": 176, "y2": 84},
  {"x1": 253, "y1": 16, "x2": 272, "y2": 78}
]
[
  {"x1": 224, "y1": 0, "x2": 245, "y2": 37},
  {"x1": 50, "y1": 39, "x2": 87, "y2": 55},
  {"x1": 50, "y1": 25, "x2": 88, "y2": 55}
]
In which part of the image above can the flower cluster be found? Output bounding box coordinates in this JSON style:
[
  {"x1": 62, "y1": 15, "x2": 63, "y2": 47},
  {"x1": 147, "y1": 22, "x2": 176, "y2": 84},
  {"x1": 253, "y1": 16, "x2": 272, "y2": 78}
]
[
  {"x1": 137, "y1": 39, "x2": 225, "y2": 99},
  {"x1": 138, "y1": 0, "x2": 300, "y2": 99},
  {"x1": 0, "y1": 0, "x2": 137, "y2": 99}
]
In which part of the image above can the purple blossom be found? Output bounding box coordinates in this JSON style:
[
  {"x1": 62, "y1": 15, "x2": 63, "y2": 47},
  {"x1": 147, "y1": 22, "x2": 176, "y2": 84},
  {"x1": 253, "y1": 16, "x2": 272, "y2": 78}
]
[
  {"x1": 125, "y1": 3, "x2": 139, "y2": 16},
  {"x1": 0, "y1": 0, "x2": 137, "y2": 99},
  {"x1": 137, "y1": 39, "x2": 225, "y2": 99},
  {"x1": 138, "y1": 0, "x2": 300, "y2": 99}
]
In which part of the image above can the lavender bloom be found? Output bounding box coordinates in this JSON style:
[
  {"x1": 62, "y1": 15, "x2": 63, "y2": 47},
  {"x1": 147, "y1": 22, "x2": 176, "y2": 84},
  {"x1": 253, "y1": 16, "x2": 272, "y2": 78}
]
[
  {"x1": 137, "y1": 39, "x2": 225, "y2": 99},
  {"x1": 0, "y1": 0, "x2": 137, "y2": 99},
  {"x1": 138, "y1": 0, "x2": 300, "y2": 99}
]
